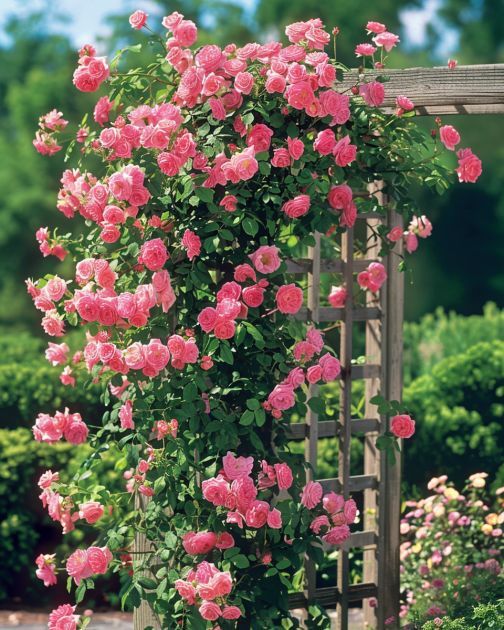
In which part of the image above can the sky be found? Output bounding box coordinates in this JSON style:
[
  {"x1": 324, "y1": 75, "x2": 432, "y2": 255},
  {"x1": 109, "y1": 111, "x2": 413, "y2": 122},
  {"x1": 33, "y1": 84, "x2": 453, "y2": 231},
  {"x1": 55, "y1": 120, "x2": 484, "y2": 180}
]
[{"x1": 0, "y1": 0, "x2": 456, "y2": 52}]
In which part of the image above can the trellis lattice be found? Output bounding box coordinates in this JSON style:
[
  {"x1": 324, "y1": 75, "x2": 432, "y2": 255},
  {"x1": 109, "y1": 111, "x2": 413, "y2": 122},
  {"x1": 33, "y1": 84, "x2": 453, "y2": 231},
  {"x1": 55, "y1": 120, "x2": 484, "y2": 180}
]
[{"x1": 284, "y1": 186, "x2": 403, "y2": 630}]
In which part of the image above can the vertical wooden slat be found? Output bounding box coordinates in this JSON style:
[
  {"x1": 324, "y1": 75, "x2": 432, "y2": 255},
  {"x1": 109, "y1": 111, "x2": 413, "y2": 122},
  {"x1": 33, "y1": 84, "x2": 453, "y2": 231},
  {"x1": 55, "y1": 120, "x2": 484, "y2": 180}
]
[
  {"x1": 362, "y1": 210, "x2": 383, "y2": 628},
  {"x1": 133, "y1": 494, "x2": 161, "y2": 630},
  {"x1": 305, "y1": 232, "x2": 321, "y2": 600},
  {"x1": 336, "y1": 227, "x2": 354, "y2": 630},
  {"x1": 376, "y1": 209, "x2": 404, "y2": 629}
]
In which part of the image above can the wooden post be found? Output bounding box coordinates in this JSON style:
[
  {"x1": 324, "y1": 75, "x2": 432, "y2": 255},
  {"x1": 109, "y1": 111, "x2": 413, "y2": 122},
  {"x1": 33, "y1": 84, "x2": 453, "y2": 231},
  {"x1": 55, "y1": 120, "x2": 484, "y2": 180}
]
[{"x1": 133, "y1": 496, "x2": 161, "y2": 629}]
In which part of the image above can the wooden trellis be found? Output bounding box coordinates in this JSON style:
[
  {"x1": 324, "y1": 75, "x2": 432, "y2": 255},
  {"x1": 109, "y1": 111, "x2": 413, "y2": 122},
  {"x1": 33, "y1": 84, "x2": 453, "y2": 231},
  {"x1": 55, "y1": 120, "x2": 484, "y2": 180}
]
[{"x1": 133, "y1": 64, "x2": 504, "y2": 629}]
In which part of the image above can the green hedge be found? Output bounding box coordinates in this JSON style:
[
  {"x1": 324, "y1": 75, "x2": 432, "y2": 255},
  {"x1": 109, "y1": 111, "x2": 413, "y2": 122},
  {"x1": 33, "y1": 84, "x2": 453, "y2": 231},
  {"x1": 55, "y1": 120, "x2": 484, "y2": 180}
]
[
  {"x1": 403, "y1": 340, "x2": 504, "y2": 490},
  {"x1": 420, "y1": 601, "x2": 504, "y2": 630}
]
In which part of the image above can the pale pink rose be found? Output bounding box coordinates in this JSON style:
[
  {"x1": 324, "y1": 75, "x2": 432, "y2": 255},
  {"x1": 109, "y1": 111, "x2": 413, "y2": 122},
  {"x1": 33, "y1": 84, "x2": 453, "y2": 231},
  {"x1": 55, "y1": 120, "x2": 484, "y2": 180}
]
[
  {"x1": 328, "y1": 184, "x2": 352, "y2": 210},
  {"x1": 145, "y1": 339, "x2": 170, "y2": 372},
  {"x1": 48, "y1": 604, "x2": 79, "y2": 630},
  {"x1": 265, "y1": 72, "x2": 287, "y2": 94},
  {"x1": 199, "y1": 601, "x2": 221, "y2": 621},
  {"x1": 357, "y1": 262, "x2": 387, "y2": 293},
  {"x1": 366, "y1": 21, "x2": 387, "y2": 34},
  {"x1": 355, "y1": 43, "x2": 377, "y2": 57},
  {"x1": 66, "y1": 549, "x2": 93, "y2": 584},
  {"x1": 409, "y1": 215, "x2": 433, "y2": 238},
  {"x1": 45, "y1": 342, "x2": 69, "y2": 366},
  {"x1": 373, "y1": 31, "x2": 400, "y2": 52},
  {"x1": 285, "y1": 21, "x2": 310, "y2": 43},
  {"x1": 202, "y1": 72, "x2": 226, "y2": 96},
  {"x1": 267, "y1": 508, "x2": 283, "y2": 529},
  {"x1": 226, "y1": 147, "x2": 258, "y2": 181},
  {"x1": 173, "y1": 20, "x2": 198, "y2": 47},
  {"x1": 208, "y1": 97, "x2": 226, "y2": 121},
  {"x1": 456, "y1": 148, "x2": 482, "y2": 183},
  {"x1": 300, "y1": 481, "x2": 323, "y2": 509},
  {"x1": 35, "y1": 554, "x2": 57, "y2": 587},
  {"x1": 119, "y1": 400, "x2": 135, "y2": 430},
  {"x1": 223, "y1": 451, "x2": 254, "y2": 480},
  {"x1": 274, "y1": 463, "x2": 293, "y2": 489},
  {"x1": 222, "y1": 606, "x2": 242, "y2": 620},
  {"x1": 42, "y1": 312, "x2": 65, "y2": 337},
  {"x1": 79, "y1": 501, "x2": 104, "y2": 524},
  {"x1": 182, "y1": 531, "x2": 217, "y2": 555},
  {"x1": 282, "y1": 194, "x2": 311, "y2": 218},
  {"x1": 390, "y1": 414, "x2": 416, "y2": 438},
  {"x1": 328, "y1": 286, "x2": 347, "y2": 308},
  {"x1": 271, "y1": 148, "x2": 291, "y2": 167},
  {"x1": 404, "y1": 232, "x2": 418, "y2": 254},
  {"x1": 396, "y1": 95, "x2": 415, "y2": 112},
  {"x1": 129, "y1": 10, "x2": 147, "y2": 29},
  {"x1": 333, "y1": 136, "x2": 357, "y2": 167},
  {"x1": 95, "y1": 262, "x2": 117, "y2": 288},
  {"x1": 319, "y1": 90, "x2": 350, "y2": 123},
  {"x1": 284, "y1": 366, "x2": 305, "y2": 388},
  {"x1": 124, "y1": 342, "x2": 146, "y2": 370},
  {"x1": 234, "y1": 71, "x2": 254, "y2": 94},
  {"x1": 245, "y1": 500, "x2": 270, "y2": 528},
  {"x1": 175, "y1": 579, "x2": 197, "y2": 605},
  {"x1": 43, "y1": 276, "x2": 67, "y2": 302},
  {"x1": 139, "y1": 238, "x2": 168, "y2": 271},
  {"x1": 276, "y1": 284, "x2": 303, "y2": 314},
  {"x1": 195, "y1": 44, "x2": 223, "y2": 72},
  {"x1": 181, "y1": 229, "x2": 201, "y2": 261},
  {"x1": 87, "y1": 546, "x2": 112, "y2": 575},
  {"x1": 360, "y1": 81, "x2": 385, "y2": 107},
  {"x1": 285, "y1": 80, "x2": 315, "y2": 110},
  {"x1": 439, "y1": 125, "x2": 461, "y2": 151},
  {"x1": 323, "y1": 524, "x2": 350, "y2": 545},
  {"x1": 323, "y1": 491, "x2": 345, "y2": 514},
  {"x1": 249, "y1": 245, "x2": 281, "y2": 274},
  {"x1": 268, "y1": 383, "x2": 295, "y2": 411},
  {"x1": 287, "y1": 137, "x2": 304, "y2": 160},
  {"x1": 202, "y1": 475, "x2": 231, "y2": 506},
  {"x1": 310, "y1": 515, "x2": 330, "y2": 533},
  {"x1": 313, "y1": 129, "x2": 336, "y2": 155}
]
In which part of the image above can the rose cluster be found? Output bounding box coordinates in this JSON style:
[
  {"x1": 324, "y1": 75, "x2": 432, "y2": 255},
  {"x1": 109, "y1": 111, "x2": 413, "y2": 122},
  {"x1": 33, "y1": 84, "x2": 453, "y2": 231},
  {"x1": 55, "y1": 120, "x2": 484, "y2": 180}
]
[{"x1": 33, "y1": 408, "x2": 89, "y2": 445}]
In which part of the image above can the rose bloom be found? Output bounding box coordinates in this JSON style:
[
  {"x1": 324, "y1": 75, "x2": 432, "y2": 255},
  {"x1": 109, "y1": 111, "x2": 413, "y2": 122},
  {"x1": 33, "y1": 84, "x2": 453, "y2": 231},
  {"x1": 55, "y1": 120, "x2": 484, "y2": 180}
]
[
  {"x1": 323, "y1": 524, "x2": 351, "y2": 545},
  {"x1": 355, "y1": 43, "x2": 377, "y2": 57},
  {"x1": 222, "y1": 451, "x2": 254, "y2": 480},
  {"x1": 409, "y1": 215, "x2": 433, "y2": 238},
  {"x1": 328, "y1": 285, "x2": 347, "y2": 308},
  {"x1": 333, "y1": 136, "x2": 357, "y2": 167},
  {"x1": 268, "y1": 383, "x2": 295, "y2": 411},
  {"x1": 247, "y1": 123, "x2": 274, "y2": 153},
  {"x1": 249, "y1": 245, "x2": 281, "y2": 274},
  {"x1": 456, "y1": 148, "x2": 482, "y2": 183},
  {"x1": 287, "y1": 137, "x2": 304, "y2": 160},
  {"x1": 48, "y1": 604, "x2": 79, "y2": 630},
  {"x1": 366, "y1": 21, "x2": 387, "y2": 34},
  {"x1": 274, "y1": 462, "x2": 293, "y2": 490},
  {"x1": 276, "y1": 284, "x2": 303, "y2": 314},
  {"x1": 387, "y1": 226, "x2": 403, "y2": 242},
  {"x1": 79, "y1": 501, "x2": 104, "y2": 524},
  {"x1": 328, "y1": 184, "x2": 352, "y2": 210},
  {"x1": 139, "y1": 238, "x2": 168, "y2": 271},
  {"x1": 300, "y1": 481, "x2": 323, "y2": 509},
  {"x1": 220, "y1": 194, "x2": 238, "y2": 212},
  {"x1": 359, "y1": 81, "x2": 385, "y2": 107},
  {"x1": 373, "y1": 31, "x2": 400, "y2": 52},
  {"x1": 199, "y1": 601, "x2": 221, "y2": 622},
  {"x1": 390, "y1": 414, "x2": 416, "y2": 438},
  {"x1": 439, "y1": 125, "x2": 461, "y2": 151},
  {"x1": 282, "y1": 194, "x2": 311, "y2": 218},
  {"x1": 182, "y1": 531, "x2": 217, "y2": 555},
  {"x1": 271, "y1": 148, "x2": 291, "y2": 167},
  {"x1": 313, "y1": 129, "x2": 336, "y2": 155},
  {"x1": 129, "y1": 10, "x2": 148, "y2": 29}
]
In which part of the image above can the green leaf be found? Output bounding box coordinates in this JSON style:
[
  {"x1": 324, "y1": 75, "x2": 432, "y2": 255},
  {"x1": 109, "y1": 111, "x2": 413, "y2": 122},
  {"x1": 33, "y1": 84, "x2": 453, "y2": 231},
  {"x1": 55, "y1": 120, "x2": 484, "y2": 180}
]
[
  {"x1": 183, "y1": 382, "x2": 198, "y2": 401},
  {"x1": 246, "y1": 398, "x2": 260, "y2": 410},
  {"x1": 232, "y1": 554, "x2": 250, "y2": 569},
  {"x1": 220, "y1": 343, "x2": 234, "y2": 364},
  {"x1": 307, "y1": 397, "x2": 325, "y2": 414},
  {"x1": 138, "y1": 576, "x2": 157, "y2": 590},
  {"x1": 242, "y1": 217, "x2": 259, "y2": 236},
  {"x1": 195, "y1": 187, "x2": 214, "y2": 203},
  {"x1": 255, "y1": 408, "x2": 266, "y2": 427},
  {"x1": 239, "y1": 410, "x2": 255, "y2": 426}
]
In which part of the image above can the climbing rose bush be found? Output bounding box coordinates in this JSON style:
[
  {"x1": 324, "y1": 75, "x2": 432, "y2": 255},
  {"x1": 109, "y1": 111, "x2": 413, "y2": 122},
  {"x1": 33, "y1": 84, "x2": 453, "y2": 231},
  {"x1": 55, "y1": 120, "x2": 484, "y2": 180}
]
[
  {"x1": 30, "y1": 11, "x2": 481, "y2": 629},
  {"x1": 400, "y1": 474, "x2": 503, "y2": 624}
]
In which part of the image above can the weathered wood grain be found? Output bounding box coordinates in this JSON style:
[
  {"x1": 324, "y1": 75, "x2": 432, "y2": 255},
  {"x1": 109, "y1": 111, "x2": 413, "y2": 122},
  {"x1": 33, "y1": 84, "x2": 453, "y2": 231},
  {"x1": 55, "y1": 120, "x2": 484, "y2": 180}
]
[{"x1": 340, "y1": 64, "x2": 504, "y2": 115}]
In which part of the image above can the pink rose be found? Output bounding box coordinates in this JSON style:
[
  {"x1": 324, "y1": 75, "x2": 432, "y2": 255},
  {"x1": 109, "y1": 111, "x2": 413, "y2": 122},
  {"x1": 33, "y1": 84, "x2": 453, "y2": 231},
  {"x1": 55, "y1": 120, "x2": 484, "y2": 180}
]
[
  {"x1": 373, "y1": 31, "x2": 400, "y2": 52},
  {"x1": 396, "y1": 95, "x2": 415, "y2": 113},
  {"x1": 232, "y1": 476, "x2": 257, "y2": 512},
  {"x1": 404, "y1": 232, "x2": 418, "y2": 254},
  {"x1": 220, "y1": 194, "x2": 238, "y2": 212},
  {"x1": 79, "y1": 501, "x2": 104, "y2": 524},
  {"x1": 139, "y1": 238, "x2": 168, "y2": 271},
  {"x1": 268, "y1": 383, "x2": 295, "y2": 411},
  {"x1": 306, "y1": 365, "x2": 323, "y2": 384},
  {"x1": 328, "y1": 286, "x2": 347, "y2": 308},
  {"x1": 215, "y1": 532, "x2": 235, "y2": 549},
  {"x1": 249, "y1": 245, "x2": 281, "y2": 274},
  {"x1": 223, "y1": 451, "x2": 254, "y2": 480},
  {"x1": 328, "y1": 184, "x2": 353, "y2": 210},
  {"x1": 366, "y1": 21, "x2": 386, "y2": 34},
  {"x1": 300, "y1": 481, "x2": 323, "y2": 509},
  {"x1": 285, "y1": 80, "x2": 315, "y2": 110},
  {"x1": 66, "y1": 549, "x2": 93, "y2": 584},
  {"x1": 245, "y1": 500, "x2": 269, "y2": 528},
  {"x1": 344, "y1": 499, "x2": 357, "y2": 525},
  {"x1": 86, "y1": 546, "x2": 112, "y2": 575},
  {"x1": 313, "y1": 129, "x2": 336, "y2": 156},
  {"x1": 182, "y1": 531, "x2": 217, "y2": 555},
  {"x1": 129, "y1": 10, "x2": 147, "y2": 29},
  {"x1": 310, "y1": 515, "x2": 330, "y2": 533},
  {"x1": 359, "y1": 81, "x2": 385, "y2": 107},
  {"x1": 439, "y1": 125, "x2": 461, "y2": 151},
  {"x1": 42, "y1": 312, "x2": 65, "y2": 337},
  {"x1": 242, "y1": 285, "x2": 265, "y2": 308},
  {"x1": 145, "y1": 339, "x2": 170, "y2": 373},
  {"x1": 271, "y1": 148, "x2": 291, "y2": 167},
  {"x1": 267, "y1": 508, "x2": 282, "y2": 529},
  {"x1": 265, "y1": 72, "x2": 287, "y2": 94},
  {"x1": 456, "y1": 148, "x2": 482, "y2": 183},
  {"x1": 48, "y1": 605, "x2": 79, "y2": 630},
  {"x1": 198, "y1": 307, "x2": 218, "y2": 332},
  {"x1": 93, "y1": 96, "x2": 113, "y2": 126},
  {"x1": 355, "y1": 43, "x2": 377, "y2": 57},
  {"x1": 357, "y1": 262, "x2": 387, "y2": 293},
  {"x1": 175, "y1": 579, "x2": 197, "y2": 605},
  {"x1": 43, "y1": 276, "x2": 67, "y2": 302},
  {"x1": 333, "y1": 136, "x2": 357, "y2": 167},
  {"x1": 99, "y1": 224, "x2": 121, "y2": 244},
  {"x1": 173, "y1": 20, "x2": 198, "y2": 47},
  {"x1": 318, "y1": 352, "x2": 341, "y2": 382},
  {"x1": 45, "y1": 342, "x2": 69, "y2": 366},
  {"x1": 181, "y1": 229, "x2": 201, "y2": 261},
  {"x1": 287, "y1": 137, "x2": 304, "y2": 160},
  {"x1": 282, "y1": 194, "x2": 311, "y2": 218},
  {"x1": 323, "y1": 491, "x2": 345, "y2": 514},
  {"x1": 202, "y1": 475, "x2": 231, "y2": 507},
  {"x1": 409, "y1": 215, "x2": 433, "y2": 238},
  {"x1": 323, "y1": 524, "x2": 350, "y2": 545},
  {"x1": 387, "y1": 226, "x2": 403, "y2": 242},
  {"x1": 214, "y1": 318, "x2": 236, "y2": 339},
  {"x1": 157, "y1": 151, "x2": 182, "y2": 176},
  {"x1": 63, "y1": 415, "x2": 89, "y2": 444},
  {"x1": 319, "y1": 90, "x2": 350, "y2": 123},
  {"x1": 222, "y1": 606, "x2": 242, "y2": 620},
  {"x1": 199, "y1": 601, "x2": 221, "y2": 622},
  {"x1": 390, "y1": 414, "x2": 416, "y2": 439},
  {"x1": 274, "y1": 463, "x2": 293, "y2": 489},
  {"x1": 247, "y1": 124, "x2": 274, "y2": 153},
  {"x1": 276, "y1": 284, "x2": 303, "y2": 314},
  {"x1": 234, "y1": 71, "x2": 254, "y2": 94},
  {"x1": 119, "y1": 400, "x2": 135, "y2": 430}
]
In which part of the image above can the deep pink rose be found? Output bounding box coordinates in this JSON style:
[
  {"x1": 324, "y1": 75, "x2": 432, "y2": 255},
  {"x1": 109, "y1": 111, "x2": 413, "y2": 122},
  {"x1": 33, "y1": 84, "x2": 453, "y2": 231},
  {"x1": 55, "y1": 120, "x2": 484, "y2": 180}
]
[
  {"x1": 79, "y1": 501, "x2": 104, "y2": 524},
  {"x1": 287, "y1": 137, "x2": 305, "y2": 160},
  {"x1": 456, "y1": 148, "x2": 482, "y2": 183},
  {"x1": 242, "y1": 285, "x2": 265, "y2": 308},
  {"x1": 328, "y1": 285, "x2": 347, "y2": 308},
  {"x1": 360, "y1": 81, "x2": 385, "y2": 107},
  {"x1": 245, "y1": 500, "x2": 269, "y2": 528},
  {"x1": 300, "y1": 481, "x2": 323, "y2": 509},
  {"x1": 182, "y1": 531, "x2": 217, "y2": 555},
  {"x1": 63, "y1": 417, "x2": 89, "y2": 444},
  {"x1": 139, "y1": 238, "x2": 168, "y2": 271},
  {"x1": 318, "y1": 353, "x2": 341, "y2": 382},
  {"x1": 390, "y1": 414, "x2": 416, "y2": 439},
  {"x1": 202, "y1": 475, "x2": 231, "y2": 507},
  {"x1": 271, "y1": 148, "x2": 291, "y2": 167},
  {"x1": 199, "y1": 601, "x2": 221, "y2": 621},
  {"x1": 222, "y1": 605, "x2": 242, "y2": 620},
  {"x1": 439, "y1": 125, "x2": 461, "y2": 151},
  {"x1": 323, "y1": 524, "x2": 350, "y2": 545},
  {"x1": 328, "y1": 184, "x2": 353, "y2": 210},
  {"x1": 198, "y1": 307, "x2": 218, "y2": 332},
  {"x1": 267, "y1": 507, "x2": 282, "y2": 529},
  {"x1": 313, "y1": 129, "x2": 336, "y2": 155},
  {"x1": 333, "y1": 136, "x2": 357, "y2": 167},
  {"x1": 181, "y1": 229, "x2": 201, "y2": 261},
  {"x1": 274, "y1": 462, "x2": 293, "y2": 489},
  {"x1": 282, "y1": 194, "x2": 311, "y2": 218},
  {"x1": 268, "y1": 383, "x2": 295, "y2": 411}
]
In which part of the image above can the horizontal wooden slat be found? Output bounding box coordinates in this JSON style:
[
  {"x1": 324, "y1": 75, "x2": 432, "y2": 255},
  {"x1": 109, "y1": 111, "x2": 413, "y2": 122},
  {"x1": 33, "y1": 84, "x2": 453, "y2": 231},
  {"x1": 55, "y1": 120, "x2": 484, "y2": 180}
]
[
  {"x1": 320, "y1": 474, "x2": 378, "y2": 493},
  {"x1": 346, "y1": 530, "x2": 378, "y2": 549},
  {"x1": 351, "y1": 364, "x2": 381, "y2": 379},
  {"x1": 340, "y1": 64, "x2": 504, "y2": 115},
  {"x1": 286, "y1": 418, "x2": 379, "y2": 440},
  {"x1": 286, "y1": 258, "x2": 378, "y2": 274},
  {"x1": 295, "y1": 306, "x2": 381, "y2": 322},
  {"x1": 288, "y1": 582, "x2": 378, "y2": 608}
]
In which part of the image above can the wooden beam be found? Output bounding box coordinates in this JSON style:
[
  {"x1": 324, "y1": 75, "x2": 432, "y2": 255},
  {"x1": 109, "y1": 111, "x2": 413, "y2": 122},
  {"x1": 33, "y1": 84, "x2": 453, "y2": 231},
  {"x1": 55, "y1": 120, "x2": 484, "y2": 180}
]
[{"x1": 340, "y1": 64, "x2": 504, "y2": 115}]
